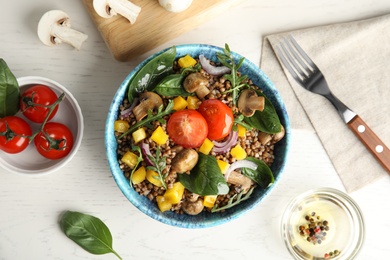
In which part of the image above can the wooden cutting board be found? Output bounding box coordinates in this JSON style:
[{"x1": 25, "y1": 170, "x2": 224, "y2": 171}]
[{"x1": 83, "y1": 0, "x2": 244, "y2": 61}]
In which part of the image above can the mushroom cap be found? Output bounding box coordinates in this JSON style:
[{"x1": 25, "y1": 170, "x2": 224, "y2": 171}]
[
  {"x1": 93, "y1": 0, "x2": 113, "y2": 18},
  {"x1": 171, "y1": 148, "x2": 199, "y2": 173},
  {"x1": 159, "y1": 0, "x2": 193, "y2": 13},
  {"x1": 37, "y1": 10, "x2": 70, "y2": 46}
]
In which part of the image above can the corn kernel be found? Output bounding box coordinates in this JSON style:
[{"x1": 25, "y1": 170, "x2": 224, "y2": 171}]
[
  {"x1": 131, "y1": 166, "x2": 146, "y2": 184},
  {"x1": 151, "y1": 126, "x2": 169, "y2": 145},
  {"x1": 186, "y1": 96, "x2": 200, "y2": 109},
  {"x1": 146, "y1": 169, "x2": 163, "y2": 187},
  {"x1": 203, "y1": 195, "x2": 217, "y2": 208},
  {"x1": 217, "y1": 159, "x2": 230, "y2": 174},
  {"x1": 121, "y1": 151, "x2": 138, "y2": 168},
  {"x1": 237, "y1": 124, "x2": 246, "y2": 137},
  {"x1": 172, "y1": 96, "x2": 188, "y2": 111},
  {"x1": 114, "y1": 120, "x2": 130, "y2": 133},
  {"x1": 178, "y1": 55, "x2": 197, "y2": 68},
  {"x1": 199, "y1": 138, "x2": 214, "y2": 154},
  {"x1": 230, "y1": 144, "x2": 247, "y2": 160},
  {"x1": 132, "y1": 128, "x2": 147, "y2": 143},
  {"x1": 156, "y1": 196, "x2": 172, "y2": 212},
  {"x1": 164, "y1": 182, "x2": 185, "y2": 204}
]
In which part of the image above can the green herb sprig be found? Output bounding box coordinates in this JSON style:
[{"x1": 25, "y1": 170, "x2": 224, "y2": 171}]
[
  {"x1": 217, "y1": 44, "x2": 249, "y2": 104},
  {"x1": 146, "y1": 146, "x2": 168, "y2": 190},
  {"x1": 211, "y1": 187, "x2": 254, "y2": 212},
  {"x1": 119, "y1": 100, "x2": 174, "y2": 139}
]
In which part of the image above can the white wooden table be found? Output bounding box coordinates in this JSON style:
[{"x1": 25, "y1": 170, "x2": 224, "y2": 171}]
[{"x1": 1, "y1": 1, "x2": 389, "y2": 259}]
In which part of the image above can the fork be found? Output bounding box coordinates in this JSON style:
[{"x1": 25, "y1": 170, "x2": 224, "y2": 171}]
[{"x1": 275, "y1": 35, "x2": 390, "y2": 174}]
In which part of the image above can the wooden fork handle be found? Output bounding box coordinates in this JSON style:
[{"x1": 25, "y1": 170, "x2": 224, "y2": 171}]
[{"x1": 348, "y1": 115, "x2": 390, "y2": 174}]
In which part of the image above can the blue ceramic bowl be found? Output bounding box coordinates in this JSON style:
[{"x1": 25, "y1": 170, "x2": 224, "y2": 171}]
[{"x1": 105, "y1": 44, "x2": 291, "y2": 228}]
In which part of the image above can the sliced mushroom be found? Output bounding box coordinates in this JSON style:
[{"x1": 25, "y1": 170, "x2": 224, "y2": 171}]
[
  {"x1": 171, "y1": 148, "x2": 199, "y2": 173},
  {"x1": 185, "y1": 192, "x2": 199, "y2": 203},
  {"x1": 183, "y1": 72, "x2": 210, "y2": 99},
  {"x1": 237, "y1": 89, "x2": 265, "y2": 117},
  {"x1": 226, "y1": 170, "x2": 253, "y2": 194},
  {"x1": 37, "y1": 10, "x2": 88, "y2": 50},
  {"x1": 132, "y1": 92, "x2": 163, "y2": 121},
  {"x1": 182, "y1": 198, "x2": 204, "y2": 215},
  {"x1": 93, "y1": 0, "x2": 141, "y2": 24},
  {"x1": 258, "y1": 132, "x2": 272, "y2": 145},
  {"x1": 273, "y1": 125, "x2": 285, "y2": 142}
]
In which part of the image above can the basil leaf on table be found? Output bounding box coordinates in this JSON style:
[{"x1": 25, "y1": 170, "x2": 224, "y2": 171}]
[
  {"x1": 241, "y1": 157, "x2": 274, "y2": 188},
  {"x1": 59, "y1": 211, "x2": 122, "y2": 260},
  {"x1": 127, "y1": 46, "x2": 176, "y2": 103},
  {"x1": 153, "y1": 74, "x2": 192, "y2": 97},
  {"x1": 178, "y1": 153, "x2": 229, "y2": 196},
  {"x1": 243, "y1": 91, "x2": 282, "y2": 134},
  {"x1": 0, "y1": 59, "x2": 20, "y2": 117}
]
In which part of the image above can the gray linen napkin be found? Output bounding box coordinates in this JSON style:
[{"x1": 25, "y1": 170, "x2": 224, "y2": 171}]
[{"x1": 261, "y1": 14, "x2": 390, "y2": 192}]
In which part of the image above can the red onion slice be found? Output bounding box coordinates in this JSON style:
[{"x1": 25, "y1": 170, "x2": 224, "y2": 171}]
[
  {"x1": 140, "y1": 142, "x2": 154, "y2": 166},
  {"x1": 224, "y1": 160, "x2": 258, "y2": 181},
  {"x1": 212, "y1": 131, "x2": 238, "y2": 153},
  {"x1": 199, "y1": 54, "x2": 231, "y2": 76}
]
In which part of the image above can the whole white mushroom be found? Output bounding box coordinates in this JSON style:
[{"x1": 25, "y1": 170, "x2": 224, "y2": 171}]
[{"x1": 158, "y1": 0, "x2": 193, "y2": 13}]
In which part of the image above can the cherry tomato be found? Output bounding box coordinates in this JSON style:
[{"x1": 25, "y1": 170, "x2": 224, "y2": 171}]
[
  {"x1": 20, "y1": 84, "x2": 59, "y2": 123},
  {"x1": 198, "y1": 99, "x2": 234, "y2": 141},
  {"x1": 0, "y1": 116, "x2": 32, "y2": 154},
  {"x1": 167, "y1": 110, "x2": 208, "y2": 148},
  {"x1": 34, "y1": 122, "x2": 73, "y2": 160}
]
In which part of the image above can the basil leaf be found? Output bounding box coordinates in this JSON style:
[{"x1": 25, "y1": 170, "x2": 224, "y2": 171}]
[
  {"x1": 178, "y1": 153, "x2": 229, "y2": 196},
  {"x1": 0, "y1": 59, "x2": 20, "y2": 117},
  {"x1": 243, "y1": 91, "x2": 281, "y2": 134},
  {"x1": 59, "y1": 211, "x2": 122, "y2": 260},
  {"x1": 127, "y1": 46, "x2": 176, "y2": 103},
  {"x1": 153, "y1": 74, "x2": 192, "y2": 97},
  {"x1": 241, "y1": 157, "x2": 274, "y2": 188}
]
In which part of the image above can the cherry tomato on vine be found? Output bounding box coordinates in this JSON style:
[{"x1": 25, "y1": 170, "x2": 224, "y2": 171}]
[
  {"x1": 198, "y1": 99, "x2": 234, "y2": 141},
  {"x1": 34, "y1": 122, "x2": 73, "y2": 160},
  {"x1": 20, "y1": 84, "x2": 59, "y2": 123},
  {"x1": 0, "y1": 116, "x2": 32, "y2": 154},
  {"x1": 167, "y1": 110, "x2": 208, "y2": 148}
]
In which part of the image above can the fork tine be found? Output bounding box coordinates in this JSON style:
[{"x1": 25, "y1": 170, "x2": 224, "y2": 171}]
[
  {"x1": 275, "y1": 45, "x2": 302, "y2": 83},
  {"x1": 288, "y1": 35, "x2": 319, "y2": 72}
]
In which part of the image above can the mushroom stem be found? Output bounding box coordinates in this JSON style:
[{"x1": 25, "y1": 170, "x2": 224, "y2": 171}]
[
  {"x1": 50, "y1": 25, "x2": 88, "y2": 50},
  {"x1": 94, "y1": 0, "x2": 141, "y2": 24}
]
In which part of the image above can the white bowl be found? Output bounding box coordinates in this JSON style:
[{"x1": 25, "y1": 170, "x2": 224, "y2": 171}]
[{"x1": 0, "y1": 76, "x2": 84, "y2": 175}]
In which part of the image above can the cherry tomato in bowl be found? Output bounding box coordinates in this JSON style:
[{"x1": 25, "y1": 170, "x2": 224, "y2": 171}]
[
  {"x1": 0, "y1": 116, "x2": 32, "y2": 154},
  {"x1": 167, "y1": 110, "x2": 208, "y2": 148},
  {"x1": 20, "y1": 84, "x2": 59, "y2": 123},
  {"x1": 198, "y1": 99, "x2": 234, "y2": 141},
  {"x1": 34, "y1": 122, "x2": 74, "y2": 160}
]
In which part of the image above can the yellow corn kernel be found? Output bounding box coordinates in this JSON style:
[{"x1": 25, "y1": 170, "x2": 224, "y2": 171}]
[
  {"x1": 172, "y1": 96, "x2": 188, "y2": 111},
  {"x1": 151, "y1": 126, "x2": 169, "y2": 145},
  {"x1": 164, "y1": 182, "x2": 185, "y2": 204},
  {"x1": 114, "y1": 120, "x2": 130, "y2": 133},
  {"x1": 178, "y1": 55, "x2": 197, "y2": 68},
  {"x1": 186, "y1": 95, "x2": 200, "y2": 109},
  {"x1": 121, "y1": 151, "x2": 138, "y2": 168},
  {"x1": 131, "y1": 166, "x2": 146, "y2": 185},
  {"x1": 217, "y1": 159, "x2": 230, "y2": 174},
  {"x1": 230, "y1": 144, "x2": 247, "y2": 160},
  {"x1": 203, "y1": 195, "x2": 217, "y2": 208},
  {"x1": 237, "y1": 124, "x2": 246, "y2": 137},
  {"x1": 156, "y1": 196, "x2": 172, "y2": 212},
  {"x1": 146, "y1": 169, "x2": 163, "y2": 187},
  {"x1": 132, "y1": 128, "x2": 147, "y2": 143},
  {"x1": 199, "y1": 138, "x2": 214, "y2": 155}
]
